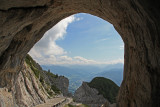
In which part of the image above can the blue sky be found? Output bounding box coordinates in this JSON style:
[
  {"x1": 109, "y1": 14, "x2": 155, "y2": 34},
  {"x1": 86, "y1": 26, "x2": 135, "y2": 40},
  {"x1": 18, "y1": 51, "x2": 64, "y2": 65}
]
[{"x1": 29, "y1": 13, "x2": 124, "y2": 65}]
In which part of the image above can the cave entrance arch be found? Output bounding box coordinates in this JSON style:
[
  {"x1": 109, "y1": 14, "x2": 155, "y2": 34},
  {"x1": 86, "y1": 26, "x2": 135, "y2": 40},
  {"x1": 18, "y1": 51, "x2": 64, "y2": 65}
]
[
  {"x1": 0, "y1": 0, "x2": 160, "y2": 107},
  {"x1": 29, "y1": 12, "x2": 124, "y2": 97}
]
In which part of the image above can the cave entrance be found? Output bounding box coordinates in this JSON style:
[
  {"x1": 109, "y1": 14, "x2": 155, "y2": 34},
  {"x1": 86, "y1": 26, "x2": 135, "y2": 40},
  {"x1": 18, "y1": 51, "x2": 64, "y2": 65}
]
[
  {"x1": 29, "y1": 13, "x2": 124, "y2": 99},
  {"x1": 0, "y1": 0, "x2": 159, "y2": 107}
]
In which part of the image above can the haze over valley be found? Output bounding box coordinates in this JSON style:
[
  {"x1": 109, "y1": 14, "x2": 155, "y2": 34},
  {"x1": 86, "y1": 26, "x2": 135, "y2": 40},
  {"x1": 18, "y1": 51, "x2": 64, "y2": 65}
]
[{"x1": 42, "y1": 63, "x2": 123, "y2": 93}]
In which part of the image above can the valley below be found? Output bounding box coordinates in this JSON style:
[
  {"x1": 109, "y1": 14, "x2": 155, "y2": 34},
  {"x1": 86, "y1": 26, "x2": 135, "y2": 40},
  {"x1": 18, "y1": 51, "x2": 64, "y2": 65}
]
[
  {"x1": 42, "y1": 64, "x2": 123, "y2": 94},
  {"x1": 0, "y1": 54, "x2": 122, "y2": 107}
]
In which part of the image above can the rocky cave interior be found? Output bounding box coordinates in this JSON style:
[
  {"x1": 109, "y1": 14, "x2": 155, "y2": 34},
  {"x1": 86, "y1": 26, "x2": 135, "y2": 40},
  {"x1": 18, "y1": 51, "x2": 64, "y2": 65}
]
[{"x1": 0, "y1": 0, "x2": 160, "y2": 107}]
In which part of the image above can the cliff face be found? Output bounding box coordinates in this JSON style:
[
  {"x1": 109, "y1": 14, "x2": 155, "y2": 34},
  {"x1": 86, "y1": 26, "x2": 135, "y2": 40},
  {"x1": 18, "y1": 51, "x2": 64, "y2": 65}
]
[
  {"x1": 0, "y1": 62, "x2": 51, "y2": 107},
  {"x1": 0, "y1": 55, "x2": 71, "y2": 107},
  {"x1": 14, "y1": 63, "x2": 49, "y2": 107},
  {"x1": 74, "y1": 82, "x2": 108, "y2": 107},
  {"x1": 53, "y1": 76, "x2": 71, "y2": 97},
  {"x1": 42, "y1": 71, "x2": 71, "y2": 97},
  {"x1": 25, "y1": 54, "x2": 70, "y2": 96}
]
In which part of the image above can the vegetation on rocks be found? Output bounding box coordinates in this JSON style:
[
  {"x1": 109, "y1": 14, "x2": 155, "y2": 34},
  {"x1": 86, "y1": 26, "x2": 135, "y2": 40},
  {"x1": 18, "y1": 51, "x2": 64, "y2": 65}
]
[
  {"x1": 25, "y1": 54, "x2": 61, "y2": 96},
  {"x1": 88, "y1": 77, "x2": 119, "y2": 103},
  {"x1": 51, "y1": 85, "x2": 61, "y2": 94},
  {"x1": 46, "y1": 70, "x2": 58, "y2": 78},
  {"x1": 25, "y1": 54, "x2": 41, "y2": 78}
]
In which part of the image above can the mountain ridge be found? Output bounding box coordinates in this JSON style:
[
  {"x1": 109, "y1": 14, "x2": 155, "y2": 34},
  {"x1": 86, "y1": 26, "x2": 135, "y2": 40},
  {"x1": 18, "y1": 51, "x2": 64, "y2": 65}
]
[
  {"x1": 41, "y1": 64, "x2": 123, "y2": 93},
  {"x1": 74, "y1": 77, "x2": 119, "y2": 107}
]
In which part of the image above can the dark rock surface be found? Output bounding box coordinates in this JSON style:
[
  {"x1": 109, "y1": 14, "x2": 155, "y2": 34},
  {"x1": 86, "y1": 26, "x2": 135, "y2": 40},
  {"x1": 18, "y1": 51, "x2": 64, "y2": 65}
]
[
  {"x1": 74, "y1": 82, "x2": 108, "y2": 107},
  {"x1": 74, "y1": 77, "x2": 119, "y2": 107},
  {"x1": 0, "y1": 0, "x2": 160, "y2": 107},
  {"x1": 53, "y1": 76, "x2": 71, "y2": 97},
  {"x1": 41, "y1": 69, "x2": 71, "y2": 97}
]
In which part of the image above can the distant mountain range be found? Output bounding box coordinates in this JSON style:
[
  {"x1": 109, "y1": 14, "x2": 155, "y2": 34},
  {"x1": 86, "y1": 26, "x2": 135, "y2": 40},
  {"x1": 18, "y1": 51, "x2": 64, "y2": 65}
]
[
  {"x1": 94, "y1": 68, "x2": 123, "y2": 86},
  {"x1": 41, "y1": 63, "x2": 123, "y2": 93}
]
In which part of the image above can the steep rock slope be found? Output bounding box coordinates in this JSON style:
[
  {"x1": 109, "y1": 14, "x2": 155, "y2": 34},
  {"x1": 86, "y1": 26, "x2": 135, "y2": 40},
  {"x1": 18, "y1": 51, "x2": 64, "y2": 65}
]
[
  {"x1": 74, "y1": 82, "x2": 107, "y2": 107},
  {"x1": 0, "y1": 62, "x2": 51, "y2": 107},
  {"x1": 13, "y1": 54, "x2": 63, "y2": 106},
  {"x1": 88, "y1": 77, "x2": 119, "y2": 103},
  {"x1": 53, "y1": 76, "x2": 71, "y2": 96},
  {"x1": 0, "y1": 54, "x2": 71, "y2": 107},
  {"x1": 25, "y1": 54, "x2": 60, "y2": 96},
  {"x1": 25, "y1": 54, "x2": 71, "y2": 96},
  {"x1": 14, "y1": 62, "x2": 49, "y2": 106},
  {"x1": 74, "y1": 77, "x2": 119, "y2": 107}
]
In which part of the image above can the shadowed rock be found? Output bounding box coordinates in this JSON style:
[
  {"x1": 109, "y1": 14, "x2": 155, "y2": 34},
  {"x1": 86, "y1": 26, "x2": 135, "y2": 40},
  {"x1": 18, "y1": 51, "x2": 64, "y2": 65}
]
[
  {"x1": 74, "y1": 82, "x2": 108, "y2": 107},
  {"x1": 0, "y1": 0, "x2": 160, "y2": 107}
]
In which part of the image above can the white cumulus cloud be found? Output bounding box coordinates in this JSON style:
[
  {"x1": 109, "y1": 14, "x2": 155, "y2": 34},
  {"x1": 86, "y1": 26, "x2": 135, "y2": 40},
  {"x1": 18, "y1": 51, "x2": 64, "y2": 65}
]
[
  {"x1": 29, "y1": 15, "x2": 76, "y2": 63},
  {"x1": 120, "y1": 45, "x2": 124, "y2": 50},
  {"x1": 29, "y1": 15, "x2": 123, "y2": 65}
]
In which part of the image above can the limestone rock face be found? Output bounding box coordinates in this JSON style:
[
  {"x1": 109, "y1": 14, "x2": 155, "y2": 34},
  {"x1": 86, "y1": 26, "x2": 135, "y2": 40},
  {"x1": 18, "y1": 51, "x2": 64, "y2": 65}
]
[
  {"x1": 34, "y1": 65, "x2": 71, "y2": 96},
  {"x1": 14, "y1": 63, "x2": 49, "y2": 107},
  {"x1": 26, "y1": 55, "x2": 71, "y2": 97},
  {"x1": 0, "y1": 62, "x2": 53, "y2": 107},
  {"x1": 0, "y1": 88, "x2": 16, "y2": 107},
  {"x1": 74, "y1": 82, "x2": 108, "y2": 107},
  {"x1": 0, "y1": 0, "x2": 160, "y2": 107},
  {"x1": 42, "y1": 71, "x2": 71, "y2": 96},
  {"x1": 53, "y1": 76, "x2": 70, "y2": 97}
]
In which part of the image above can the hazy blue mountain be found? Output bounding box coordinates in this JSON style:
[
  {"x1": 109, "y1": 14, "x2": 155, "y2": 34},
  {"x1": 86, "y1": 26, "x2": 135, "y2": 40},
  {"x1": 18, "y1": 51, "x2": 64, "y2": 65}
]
[
  {"x1": 42, "y1": 65, "x2": 102, "y2": 77},
  {"x1": 41, "y1": 63, "x2": 123, "y2": 93},
  {"x1": 94, "y1": 68, "x2": 123, "y2": 86}
]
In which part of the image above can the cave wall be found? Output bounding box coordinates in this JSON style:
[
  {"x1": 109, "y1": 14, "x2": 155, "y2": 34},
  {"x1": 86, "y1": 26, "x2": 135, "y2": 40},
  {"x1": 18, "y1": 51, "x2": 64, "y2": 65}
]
[{"x1": 0, "y1": 0, "x2": 160, "y2": 107}]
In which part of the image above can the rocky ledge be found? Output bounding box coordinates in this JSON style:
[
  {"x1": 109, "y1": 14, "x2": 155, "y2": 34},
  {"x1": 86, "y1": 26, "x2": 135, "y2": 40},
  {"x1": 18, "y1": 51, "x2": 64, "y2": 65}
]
[
  {"x1": 74, "y1": 82, "x2": 108, "y2": 107},
  {"x1": 74, "y1": 77, "x2": 119, "y2": 107}
]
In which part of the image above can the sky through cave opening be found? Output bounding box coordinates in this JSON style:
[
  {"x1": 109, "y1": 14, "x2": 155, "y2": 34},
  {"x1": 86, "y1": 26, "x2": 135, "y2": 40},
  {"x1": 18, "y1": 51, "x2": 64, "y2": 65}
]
[{"x1": 29, "y1": 13, "x2": 124, "y2": 94}]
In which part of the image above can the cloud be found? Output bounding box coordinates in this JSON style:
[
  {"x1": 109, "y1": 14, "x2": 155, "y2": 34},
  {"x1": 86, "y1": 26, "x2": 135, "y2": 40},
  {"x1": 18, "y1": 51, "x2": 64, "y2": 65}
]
[
  {"x1": 104, "y1": 58, "x2": 124, "y2": 64},
  {"x1": 72, "y1": 56, "x2": 124, "y2": 65},
  {"x1": 60, "y1": 56, "x2": 73, "y2": 61},
  {"x1": 34, "y1": 55, "x2": 124, "y2": 65},
  {"x1": 73, "y1": 56, "x2": 124, "y2": 65},
  {"x1": 29, "y1": 15, "x2": 76, "y2": 62},
  {"x1": 75, "y1": 17, "x2": 83, "y2": 21},
  {"x1": 73, "y1": 56, "x2": 96, "y2": 64},
  {"x1": 120, "y1": 45, "x2": 124, "y2": 50},
  {"x1": 29, "y1": 15, "x2": 123, "y2": 66},
  {"x1": 95, "y1": 38, "x2": 109, "y2": 43}
]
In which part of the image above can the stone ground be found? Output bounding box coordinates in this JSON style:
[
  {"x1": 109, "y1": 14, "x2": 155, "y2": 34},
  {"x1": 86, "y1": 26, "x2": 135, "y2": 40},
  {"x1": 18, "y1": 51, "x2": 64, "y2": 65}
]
[{"x1": 35, "y1": 97, "x2": 73, "y2": 107}]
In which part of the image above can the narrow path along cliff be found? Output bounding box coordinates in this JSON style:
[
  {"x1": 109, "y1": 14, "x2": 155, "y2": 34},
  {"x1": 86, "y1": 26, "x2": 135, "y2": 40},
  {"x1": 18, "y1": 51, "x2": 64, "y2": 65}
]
[{"x1": 35, "y1": 96, "x2": 73, "y2": 107}]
